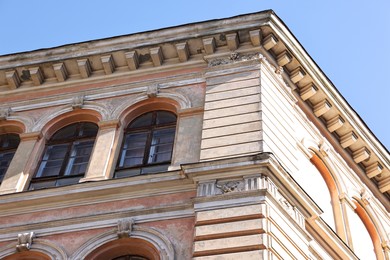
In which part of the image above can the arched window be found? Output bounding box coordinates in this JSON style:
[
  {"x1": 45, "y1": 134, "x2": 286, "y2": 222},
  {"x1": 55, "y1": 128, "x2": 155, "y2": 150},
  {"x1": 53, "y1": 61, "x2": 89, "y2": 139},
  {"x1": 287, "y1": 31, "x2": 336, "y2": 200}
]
[
  {"x1": 29, "y1": 122, "x2": 98, "y2": 190},
  {"x1": 0, "y1": 134, "x2": 20, "y2": 184},
  {"x1": 115, "y1": 111, "x2": 176, "y2": 178}
]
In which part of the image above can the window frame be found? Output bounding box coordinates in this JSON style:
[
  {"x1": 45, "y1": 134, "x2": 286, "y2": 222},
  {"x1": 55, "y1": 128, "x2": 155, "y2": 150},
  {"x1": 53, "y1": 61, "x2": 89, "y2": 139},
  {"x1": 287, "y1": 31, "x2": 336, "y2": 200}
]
[
  {"x1": 115, "y1": 110, "x2": 176, "y2": 178},
  {"x1": 30, "y1": 122, "x2": 98, "y2": 190}
]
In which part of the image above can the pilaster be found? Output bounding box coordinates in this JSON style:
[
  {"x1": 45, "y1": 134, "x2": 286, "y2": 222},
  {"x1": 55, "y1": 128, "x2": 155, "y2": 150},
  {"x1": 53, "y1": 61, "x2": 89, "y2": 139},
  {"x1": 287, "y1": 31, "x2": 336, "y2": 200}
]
[
  {"x1": 81, "y1": 120, "x2": 121, "y2": 182},
  {"x1": 0, "y1": 132, "x2": 41, "y2": 194},
  {"x1": 191, "y1": 170, "x2": 309, "y2": 259},
  {"x1": 200, "y1": 57, "x2": 263, "y2": 161}
]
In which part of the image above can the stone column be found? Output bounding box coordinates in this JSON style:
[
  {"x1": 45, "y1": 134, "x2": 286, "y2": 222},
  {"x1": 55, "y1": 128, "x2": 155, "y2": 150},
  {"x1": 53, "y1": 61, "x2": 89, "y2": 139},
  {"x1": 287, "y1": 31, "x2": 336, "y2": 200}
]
[
  {"x1": 0, "y1": 132, "x2": 41, "y2": 194},
  {"x1": 81, "y1": 120, "x2": 121, "y2": 182}
]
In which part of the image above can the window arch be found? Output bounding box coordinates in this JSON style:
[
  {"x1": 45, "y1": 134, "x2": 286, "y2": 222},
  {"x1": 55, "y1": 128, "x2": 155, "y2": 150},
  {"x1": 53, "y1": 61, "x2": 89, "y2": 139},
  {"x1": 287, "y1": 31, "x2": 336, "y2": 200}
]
[
  {"x1": 112, "y1": 256, "x2": 148, "y2": 260},
  {"x1": 0, "y1": 133, "x2": 20, "y2": 184},
  {"x1": 348, "y1": 200, "x2": 384, "y2": 259},
  {"x1": 115, "y1": 111, "x2": 176, "y2": 178},
  {"x1": 29, "y1": 122, "x2": 98, "y2": 190}
]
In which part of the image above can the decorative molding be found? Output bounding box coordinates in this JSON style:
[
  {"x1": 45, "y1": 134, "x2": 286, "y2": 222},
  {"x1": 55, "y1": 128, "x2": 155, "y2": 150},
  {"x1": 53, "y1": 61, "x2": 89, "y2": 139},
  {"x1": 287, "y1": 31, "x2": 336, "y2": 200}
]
[
  {"x1": 176, "y1": 42, "x2": 190, "y2": 62},
  {"x1": 71, "y1": 225, "x2": 175, "y2": 260},
  {"x1": 208, "y1": 52, "x2": 264, "y2": 67},
  {"x1": 327, "y1": 115, "x2": 344, "y2": 132},
  {"x1": 340, "y1": 131, "x2": 358, "y2": 148},
  {"x1": 196, "y1": 174, "x2": 305, "y2": 228},
  {"x1": 202, "y1": 37, "x2": 216, "y2": 54},
  {"x1": 150, "y1": 47, "x2": 163, "y2": 66},
  {"x1": 319, "y1": 142, "x2": 331, "y2": 157},
  {"x1": 29, "y1": 67, "x2": 44, "y2": 86},
  {"x1": 353, "y1": 147, "x2": 370, "y2": 163},
  {"x1": 71, "y1": 95, "x2": 85, "y2": 109},
  {"x1": 300, "y1": 83, "x2": 318, "y2": 101},
  {"x1": 101, "y1": 55, "x2": 115, "y2": 74},
  {"x1": 366, "y1": 162, "x2": 383, "y2": 179},
  {"x1": 146, "y1": 84, "x2": 160, "y2": 98},
  {"x1": 77, "y1": 59, "x2": 92, "y2": 78},
  {"x1": 117, "y1": 218, "x2": 134, "y2": 238},
  {"x1": 0, "y1": 107, "x2": 11, "y2": 120},
  {"x1": 313, "y1": 99, "x2": 331, "y2": 117},
  {"x1": 5, "y1": 70, "x2": 20, "y2": 89},
  {"x1": 125, "y1": 51, "x2": 139, "y2": 70},
  {"x1": 277, "y1": 50, "x2": 292, "y2": 66},
  {"x1": 16, "y1": 232, "x2": 35, "y2": 252},
  {"x1": 275, "y1": 65, "x2": 284, "y2": 75},
  {"x1": 226, "y1": 33, "x2": 239, "y2": 51},
  {"x1": 249, "y1": 29, "x2": 261, "y2": 46},
  {"x1": 53, "y1": 63, "x2": 68, "y2": 82},
  {"x1": 263, "y1": 33, "x2": 277, "y2": 50},
  {"x1": 289, "y1": 67, "x2": 305, "y2": 84},
  {"x1": 216, "y1": 180, "x2": 243, "y2": 194},
  {"x1": 0, "y1": 239, "x2": 67, "y2": 259}
]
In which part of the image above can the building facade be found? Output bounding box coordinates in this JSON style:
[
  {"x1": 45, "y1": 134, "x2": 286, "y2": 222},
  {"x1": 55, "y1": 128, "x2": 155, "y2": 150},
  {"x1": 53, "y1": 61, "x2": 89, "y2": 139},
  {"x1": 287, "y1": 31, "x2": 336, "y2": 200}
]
[{"x1": 0, "y1": 10, "x2": 389, "y2": 259}]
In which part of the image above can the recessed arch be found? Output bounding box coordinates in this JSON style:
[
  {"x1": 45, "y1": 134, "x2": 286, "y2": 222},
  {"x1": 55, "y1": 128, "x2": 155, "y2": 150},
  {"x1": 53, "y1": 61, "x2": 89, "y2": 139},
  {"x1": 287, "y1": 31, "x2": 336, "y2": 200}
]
[
  {"x1": 352, "y1": 199, "x2": 385, "y2": 259},
  {"x1": 309, "y1": 152, "x2": 346, "y2": 241},
  {"x1": 0, "y1": 239, "x2": 68, "y2": 259},
  {"x1": 0, "y1": 120, "x2": 25, "y2": 134},
  {"x1": 85, "y1": 237, "x2": 160, "y2": 260},
  {"x1": 118, "y1": 97, "x2": 180, "y2": 128},
  {"x1": 39, "y1": 109, "x2": 101, "y2": 140},
  {"x1": 71, "y1": 225, "x2": 175, "y2": 260}
]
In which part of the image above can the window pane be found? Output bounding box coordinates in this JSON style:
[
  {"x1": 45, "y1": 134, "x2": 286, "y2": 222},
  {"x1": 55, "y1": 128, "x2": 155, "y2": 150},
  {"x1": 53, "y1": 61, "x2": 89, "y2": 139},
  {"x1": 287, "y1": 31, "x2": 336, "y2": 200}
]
[
  {"x1": 0, "y1": 151, "x2": 15, "y2": 183},
  {"x1": 36, "y1": 144, "x2": 68, "y2": 177},
  {"x1": 65, "y1": 140, "x2": 94, "y2": 176},
  {"x1": 129, "y1": 112, "x2": 153, "y2": 129},
  {"x1": 29, "y1": 180, "x2": 57, "y2": 190},
  {"x1": 51, "y1": 124, "x2": 78, "y2": 141},
  {"x1": 0, "y1": 134, "x2": 20, "y2": 150},
  {"x1": 79, "y1": 123, "x2": 99, "y2": 138},
  {"x1": 148, "y1": 128, "x2": 175, "y2": 164},
  {"x1": 115, "y1": 168, "x2": 142, "y2": 178},
  {"x1": 119, "y1": 133, "x2": 147, "y2": 167},
  {"x1": 156, "y1": 111, "x2": 176, "y2": 125},
  {"x1": 56, "y1": 176, "x2": 81, "y2": 187},
  {"x1": 141, "y1": 164, "x2": 170, "y2": 174}
]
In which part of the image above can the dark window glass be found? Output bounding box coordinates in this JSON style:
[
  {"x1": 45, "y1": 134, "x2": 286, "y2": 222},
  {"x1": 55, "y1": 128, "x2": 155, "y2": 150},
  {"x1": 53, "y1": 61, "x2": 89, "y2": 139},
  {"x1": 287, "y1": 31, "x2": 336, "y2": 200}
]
[
  {"x1": 0, "y1": 134, "x2": 20, "y2": 184},
  {"x1": 30, "y1": 122, "x2": 98, "y2": 190},
  {"x1": 115, "y1": 111, "x2": 176, "y2": 178},
  {"x1": 112, "y1": 255, "x2": 148, "y2": 260}
]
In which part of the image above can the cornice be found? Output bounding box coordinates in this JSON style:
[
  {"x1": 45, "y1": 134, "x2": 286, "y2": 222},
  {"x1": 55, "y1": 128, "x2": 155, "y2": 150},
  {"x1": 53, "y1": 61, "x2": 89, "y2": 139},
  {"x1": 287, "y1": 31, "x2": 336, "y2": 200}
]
[{"x1": 0, "y1": 171, "x2": 195, "y2": 217}]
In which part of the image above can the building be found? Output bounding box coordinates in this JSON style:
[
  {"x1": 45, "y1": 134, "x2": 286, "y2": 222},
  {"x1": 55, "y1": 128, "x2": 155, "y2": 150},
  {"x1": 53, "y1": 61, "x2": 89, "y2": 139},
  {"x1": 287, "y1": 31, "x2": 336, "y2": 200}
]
[{"x1": 0, "y1": 10, "x2": 389, "y2": 259}]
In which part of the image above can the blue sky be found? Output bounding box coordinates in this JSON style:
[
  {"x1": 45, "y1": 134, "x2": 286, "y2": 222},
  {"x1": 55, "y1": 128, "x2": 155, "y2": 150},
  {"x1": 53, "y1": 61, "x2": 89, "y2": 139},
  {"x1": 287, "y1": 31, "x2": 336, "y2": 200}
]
[{"x1": 0, "y1": 0, "x2": 389, "y2": 149}]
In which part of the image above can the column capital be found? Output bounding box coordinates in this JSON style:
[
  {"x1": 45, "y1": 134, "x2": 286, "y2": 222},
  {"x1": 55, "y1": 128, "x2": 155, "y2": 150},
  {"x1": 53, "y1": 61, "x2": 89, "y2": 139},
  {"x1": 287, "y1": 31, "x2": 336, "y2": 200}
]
[
  {"x1": 20, "y1": 132, "x2": 42, "y2": 141},
  {"x1": 98, "y1": 119, "x2": 121, "y2": 130}
]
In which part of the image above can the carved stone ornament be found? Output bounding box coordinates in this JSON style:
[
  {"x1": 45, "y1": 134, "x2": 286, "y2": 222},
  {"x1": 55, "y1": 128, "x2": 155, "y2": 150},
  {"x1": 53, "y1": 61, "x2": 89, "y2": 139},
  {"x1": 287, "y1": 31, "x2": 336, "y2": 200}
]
[
  {"x1": 208, "y1": 52, "x2": 264, "y2": 67},
  {"x1": 275, "y1": 66, "x2": 284, "y2": 75},
  {"x1": 117, "y1": 218, "x2": 134, "y2": 238},
  {"x1": 216, "y1": 181, "x2": 244, "y2": 194},
  {"x1": 72, "y1": 95, "x2": 84, "y2": 109},
  {"x1": 147, "y1": 84, "x2": 159, "y2": 98},
  {"x1": 0, "y1": 107, "x2": 11, "y2": 121},
  {"x1": 16, "y1": 232, "x2": 35, "y2": 252}
]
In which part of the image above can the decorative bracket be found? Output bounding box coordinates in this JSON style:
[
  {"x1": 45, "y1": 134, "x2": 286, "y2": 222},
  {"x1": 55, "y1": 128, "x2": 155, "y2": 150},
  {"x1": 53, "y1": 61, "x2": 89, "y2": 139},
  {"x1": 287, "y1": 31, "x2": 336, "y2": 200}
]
[
  {"x1": 0, "y1": 107, "x2": 11, "y2": 121},
  {"x1": 16, "y1": 232, "x2": 35, "y2": 252},
  {"x1": 147, "y1": 84, "x2": 159, "y2": 98},
  {"x1": 117, "y1": 218, "x2": 134, "y2": 238},
  {"x1": 72, "y1": 95, "x2": 84, "y2": 109}
]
